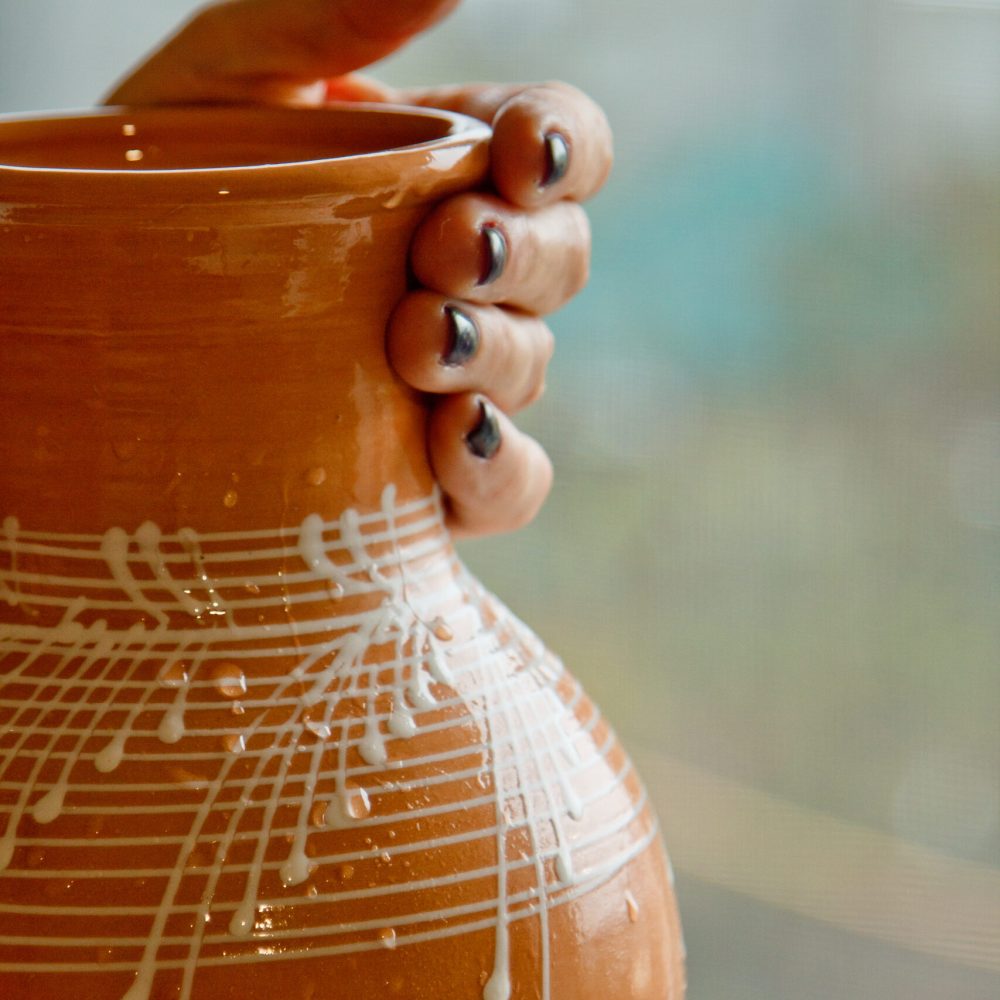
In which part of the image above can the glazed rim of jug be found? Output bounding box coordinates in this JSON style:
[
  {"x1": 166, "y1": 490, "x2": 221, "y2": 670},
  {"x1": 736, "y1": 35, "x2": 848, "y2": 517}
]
[{"x1": 0, "y1": 103, "x2": 491, "y2": 202}]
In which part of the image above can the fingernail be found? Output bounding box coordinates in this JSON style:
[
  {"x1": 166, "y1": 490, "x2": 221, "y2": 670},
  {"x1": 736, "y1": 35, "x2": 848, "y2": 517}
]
[
  {"x1": 465, "y1": 398, "x2": 501, "y2": 460},
  {"x1": 541, "y1": 131, "x2": 570, "y2": 189},
  {"x1": 478, "y1": 223, "x2": 507, "y2": 286},
  {"x1": 442, "y1": 305, "x2": 480, "y2": 367}
]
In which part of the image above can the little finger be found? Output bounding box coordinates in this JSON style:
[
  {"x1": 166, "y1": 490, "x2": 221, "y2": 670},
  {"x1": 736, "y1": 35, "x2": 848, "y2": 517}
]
[{"x1": 429, "y1": 394, "x2": 553, "y2": 539}]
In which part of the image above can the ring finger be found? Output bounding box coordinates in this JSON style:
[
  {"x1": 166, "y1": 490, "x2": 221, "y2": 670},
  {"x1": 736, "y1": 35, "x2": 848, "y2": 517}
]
[{"x1": 387, "y1": 291, "x2": 553, "y2": 414}]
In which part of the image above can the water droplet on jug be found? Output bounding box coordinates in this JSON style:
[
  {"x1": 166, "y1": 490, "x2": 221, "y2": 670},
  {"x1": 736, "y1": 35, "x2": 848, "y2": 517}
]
[
  {"x1": 112, "y1": 437, "x2": 139, "y2": 461},
  {"x1": 326, "y1": 786, "x2": 371, "y2": 827},
  {"x1": 159, "y1": 660, "x2": 189, "y2": 689},
  {"x1": 223, "y1": 488, "x2": 239, "y2": 508},
  {"x1": 310, "y1": 801, "x2": 328, "y2": 829},
  {"x1": 212, "y1": 662, "x2": 247, "y2": 699},
  {"x1": 378, "y1": 927, "x2": 397, "y2": 950},
  {"x1": 304, "y1": 719, "x2": 331, "y2": 741},
  {"x1": 430, "y1": 616, "x2": 453, "y2": 642},
  {"x1": 304, "y1": 466, "x2": 327, "y2": 486}
]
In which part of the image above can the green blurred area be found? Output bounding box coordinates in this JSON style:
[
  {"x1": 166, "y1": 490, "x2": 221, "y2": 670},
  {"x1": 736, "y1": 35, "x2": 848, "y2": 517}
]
[{"x1": 2, "y1": 1, "x2": 998, "y2": 995}]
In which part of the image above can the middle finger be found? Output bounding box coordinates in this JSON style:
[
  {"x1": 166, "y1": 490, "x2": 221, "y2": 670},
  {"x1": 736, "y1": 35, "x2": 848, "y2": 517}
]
[{"x1": 410, "y1": 193, "x2": 591, "y2": 315}]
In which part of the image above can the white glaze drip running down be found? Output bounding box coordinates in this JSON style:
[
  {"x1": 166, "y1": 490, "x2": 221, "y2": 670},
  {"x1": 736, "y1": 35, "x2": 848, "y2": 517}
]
[{"x1": 0, "y1": 487, "x2": 657, "y2": 999}]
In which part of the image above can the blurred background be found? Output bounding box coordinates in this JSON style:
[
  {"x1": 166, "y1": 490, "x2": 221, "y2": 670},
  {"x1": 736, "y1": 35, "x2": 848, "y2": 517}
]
[{"x1": 2, "y1": 1, "x2": 998, "y2": 996}]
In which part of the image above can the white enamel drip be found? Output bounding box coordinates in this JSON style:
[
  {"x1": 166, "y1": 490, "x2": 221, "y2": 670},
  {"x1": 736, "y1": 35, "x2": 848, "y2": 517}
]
[{"x1": 0, "y1": 487, "x2": 654, "y2": 1000}]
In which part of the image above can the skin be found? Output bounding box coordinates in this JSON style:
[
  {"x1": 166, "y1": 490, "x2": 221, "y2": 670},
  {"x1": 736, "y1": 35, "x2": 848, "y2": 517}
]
[{"x1": 106, "y1": 0, "x2": 613, "y2": 538}]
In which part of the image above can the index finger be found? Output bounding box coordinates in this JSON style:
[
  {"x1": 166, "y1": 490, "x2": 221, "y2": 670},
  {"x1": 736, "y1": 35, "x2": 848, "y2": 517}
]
[
  {"x1": 105, "y1": 0, "x2": 460, "y2": 106},
  {"x1": 401, "y1": 82, "x2": 614, "y2": 209}
]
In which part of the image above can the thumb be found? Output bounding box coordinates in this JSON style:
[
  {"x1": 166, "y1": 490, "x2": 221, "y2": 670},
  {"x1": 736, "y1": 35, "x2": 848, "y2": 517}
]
[{"x1": 105, "y1": 0, "x2": 461, "y2": 105}]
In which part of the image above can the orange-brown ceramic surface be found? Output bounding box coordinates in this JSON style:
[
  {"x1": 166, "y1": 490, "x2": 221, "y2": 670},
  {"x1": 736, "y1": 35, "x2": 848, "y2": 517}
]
[
  {"x1": 0, "y1": 104, "x2": 491, "y2": 534},
  {"x1": 0, "y1": 106, "x2": 684, "y2": 999}
]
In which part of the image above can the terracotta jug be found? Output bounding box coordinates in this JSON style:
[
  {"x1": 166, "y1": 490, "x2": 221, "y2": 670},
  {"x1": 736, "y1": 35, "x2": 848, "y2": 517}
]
[{"x1": 0, "y1": 105, "x2": 685, "y2": 1000}]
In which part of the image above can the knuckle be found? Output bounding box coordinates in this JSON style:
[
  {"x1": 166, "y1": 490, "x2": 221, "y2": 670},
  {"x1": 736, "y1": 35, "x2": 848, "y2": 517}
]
[
  {"x1": 522, "y1": 326, "x2": 554, "y2": 407},
  {"x1": 560, "y1": 247, "x2": 590, "y2": 303},
  {"x1": 568, "y1": 209, "x2": 592, "y2": 295},
  {"x1": 572, "y1": 203, "x2": 593, "y2": 247},
  {"x1": 499, "y1": 318, "x2": 551, "y2": 411},
  {"x1": 519, "y1": 378, "x2": 546, "y2": 410},
  {"x1": 511, "y1": 455, "x2": 553, "y2": 530},
  {"x1": 538, "y1": 322, "x2": 556, "y2": 365}
]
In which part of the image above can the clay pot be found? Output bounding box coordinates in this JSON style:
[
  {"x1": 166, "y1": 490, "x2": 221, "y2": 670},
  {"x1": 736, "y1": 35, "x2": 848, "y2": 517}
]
[{"x1": 0, "y1": 105, "x2": 684, "y2": 1000}]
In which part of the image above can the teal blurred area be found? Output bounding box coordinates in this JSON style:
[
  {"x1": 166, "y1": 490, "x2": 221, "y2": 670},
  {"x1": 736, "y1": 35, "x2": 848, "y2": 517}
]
[{"x1": 2, "y1": 1, "x2": 998, "y2": 996}]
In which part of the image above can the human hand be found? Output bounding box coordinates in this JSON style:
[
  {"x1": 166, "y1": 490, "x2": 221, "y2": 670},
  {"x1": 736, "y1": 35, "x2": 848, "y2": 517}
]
[{"x1": 106, "y1": 0, "x2": 613, "y2": 539}]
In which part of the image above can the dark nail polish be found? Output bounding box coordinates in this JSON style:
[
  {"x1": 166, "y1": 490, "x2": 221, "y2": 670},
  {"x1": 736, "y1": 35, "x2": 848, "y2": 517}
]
[
  {"x1": 478, "y1": 224, "x2": 507, "y2": 286},
  {"x1": 541, "y1": 131, "x2": 570, "y2": 188},
  {"x1": 465, "y1": 399, "x2": 501, "y2": 460},
  {"x1": 442, "y1": 305, "x2": 480, "y2": 367}
]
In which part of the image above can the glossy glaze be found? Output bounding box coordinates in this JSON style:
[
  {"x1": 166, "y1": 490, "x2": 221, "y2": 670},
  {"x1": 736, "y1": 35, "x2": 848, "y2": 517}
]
[{"x1": 0, "y1": 106, "x2": 684, "y2": 999}]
